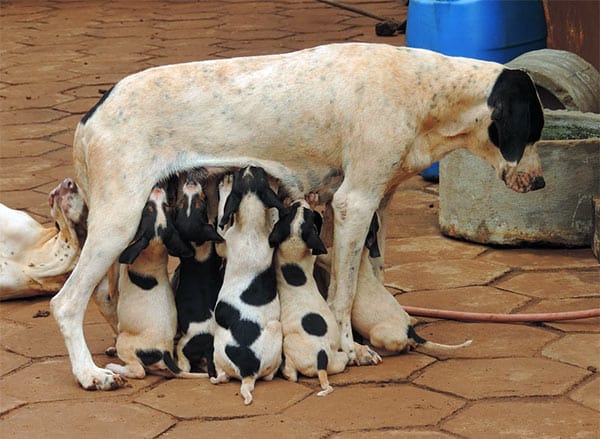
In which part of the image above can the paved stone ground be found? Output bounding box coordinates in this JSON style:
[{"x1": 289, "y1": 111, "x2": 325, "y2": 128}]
[{"x1": 1, "y1": 1, "x2": 599, "y2": 438}]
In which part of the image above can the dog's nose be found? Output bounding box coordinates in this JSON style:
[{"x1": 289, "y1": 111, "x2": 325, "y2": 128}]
[{"x1": 530, "y1": 176, "x2": 545, "y2": 191}]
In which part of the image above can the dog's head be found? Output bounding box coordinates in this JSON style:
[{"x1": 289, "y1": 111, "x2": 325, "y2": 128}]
[
  {"x1": 174, "y1": 173, "x2": 223, "y2": 246},
  {"x1": 219, "y1": 166, "x2": 285, "y2": 229},
  {"x1": 269, "y1": 199, "x2": 327, "y2": 256},
  {"x1": 479, "y1": 68, "x2": 545, "y2": 193},
  {"x1": 49, "y1": 178, "x2": 88, "y2": 248},
  {"x1": 119, "y1": 184, "x2": 193, "y2": 264}
]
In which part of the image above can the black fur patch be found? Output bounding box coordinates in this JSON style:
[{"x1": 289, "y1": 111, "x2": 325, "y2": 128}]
[
  {"x1": 317, "y1": 349, "x2": 328, "y2": 371},
  {"x1": 163, "y1": 351, "x2": 182, "y2": 374},
  {"x1": 214, "y1": 301, "x2": 240, "y2": 330},
  {"x1": 136, "y1": 348, "x2": 162, "y2": 366},
  {"x1": 407, "y1": 325, "x2": 427, "y2": 345},
  {"x1": 281, "y1": 263, "x2": 307, "y2": 286},
  {"x1": 225, "y1": 345, "x2": 260, "y2": 377},
  {"x1": 301, "y1": 312, "x2": 328, "y2": 337},
  {"x1": 81, "y1": 86, "x2": 114, "y2": 124},
  {"x1": 232, "y1": 319, "x2": 261, "y2": 346},
  {"x1": 240, "y1": 266, "x2": 277, "y2": 306},
  {"x1": 127, "y1": 270, "x2": 158, "y2": 290},
  {"x1": 487, "y1": 69, "x2": 544, "y2": 162},
  {"x1": 182, "y1": 333, "x2": 216, "y2": 377}
]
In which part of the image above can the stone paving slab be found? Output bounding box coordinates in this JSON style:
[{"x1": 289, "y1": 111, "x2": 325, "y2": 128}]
[{"x1": 1, "y1": 1, "x2": 599, "y2": 437}]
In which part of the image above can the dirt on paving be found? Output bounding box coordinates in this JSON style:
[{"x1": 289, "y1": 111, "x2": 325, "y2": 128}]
[{"x1": 1, "y1": 1, "x2": 599, "y2": 438}]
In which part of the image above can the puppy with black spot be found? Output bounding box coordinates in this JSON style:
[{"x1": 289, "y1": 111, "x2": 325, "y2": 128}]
[
  {"x1": 269, "y1": 199, "x2": 349, "y2": 396},
  {"x1": 211, "y1": 166, "x2": 285, "y2": 405},
  {"x1": 106, "y1": 184, "x2": 207, "y2": 379},
  {"x1": 171, "y1": 172, "x2": 225, "y2": 376}
]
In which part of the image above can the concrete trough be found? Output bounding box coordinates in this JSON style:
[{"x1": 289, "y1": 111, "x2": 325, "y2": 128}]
[{"x1": 439, "y1": 110, "x2": 600, "y2": 247}]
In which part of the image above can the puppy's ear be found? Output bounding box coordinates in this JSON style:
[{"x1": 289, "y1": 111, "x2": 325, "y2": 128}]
[
  {"x1": 198, "y1": 224, "x2": 225, "y2": 244},
  {"x1": 259, "y1": 186, "x2": 285, "y2": 212},
  {"x1": 365, "y1": 213, "x2": 381, "y2": 258},
  {"x1": 269, "y1": 215, "x2": 289, "y2": 248},
  {"x1": 219, "y1": 192, "x2": 241, "y2": 229},
  {"x1": 163, "y1": 229, "x2": 194, "y2": 258},
  {"x1": 306, "y1": 232, "x2": 327, "y2": 255},
  {"x1": 312, "y1": 210, "x2": 323, "y2": 235},
  {"x1": 119, "y1": 237, "x2": 150, "y2": 264}
]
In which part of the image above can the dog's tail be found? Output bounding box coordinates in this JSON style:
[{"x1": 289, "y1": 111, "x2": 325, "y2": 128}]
[
  {"x1": 316, "y1": 350, "x2": 333, "y2": 397},
  {"x1": 407, "y1": 326, "x2": 472, "y2": 351},
  {"x1": 163, "y1": 351, "x2": 208, "y2": 379},
  {"x1": 240, "y1": 376, "x2": 256, "y2": 405}
]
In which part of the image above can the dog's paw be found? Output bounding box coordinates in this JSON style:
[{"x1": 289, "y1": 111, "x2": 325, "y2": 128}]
[
  {"x1": 80, "y1": 367, "x2": 127, "y2": 391},
  {"x1": 354, "y1": 343, "x2": 383, "y2": 366}
]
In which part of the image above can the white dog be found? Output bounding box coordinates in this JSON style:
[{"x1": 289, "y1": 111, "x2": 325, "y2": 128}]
[
  {"x1": 50, "y1": 43, "x2": 545, "y2": 389},
  {"x1": 1, "y1": 178, "x2": 87, "y2": 300}
]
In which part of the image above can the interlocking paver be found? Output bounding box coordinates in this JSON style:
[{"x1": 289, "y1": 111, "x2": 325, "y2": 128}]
[
  {"x1": 386, "y1": 260, "x2": 510, "y2": 291},
  {"x1": 542, "y1": 333, "x2": 600, "y2": 370},
  {"x1": 1, "y1": 401, "x2": 175, "y2": 439},
  {"x1": 570, "y1": 375, "x2": 600, "y2": 411},
  {"x1": 412, "y1": 321, "x2": 560, "y2": 359},
  {"x1": 496, "y1": 270, "x2": 599, "y2": 299},
  {"x1": 414, "y1": 357, "x2": 590, "y2": 399},
  {"x1": 384, "y1": 236, "x2": 487, "y2": 265},
  {"x1": 398, "y1": 285, "x2": 530, "y2": 313},
  {"x1": 282, "y1": 384, "x2": 465, "y2": 431},
  {"x1": 135, "y1": 377, "x2": 313, "y2": 419},
  {"x1": 518, "y1": 297, "x2": 600, "y2": 332},
  {"x1": 441, "y1": 399, "x2": 599, "y2": 439},
  {"x1": 480, "y1": 247, "x2": 599, "y2": 270}
]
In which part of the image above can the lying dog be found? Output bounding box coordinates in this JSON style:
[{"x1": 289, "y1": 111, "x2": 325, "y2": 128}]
[
  {"x1": 211, "y1": 167, "x2": 284, "y2": 405},
  {"x1": 1, "y1": 178, "x2": 87, "y2": 300},
  {"x1": 172, "y1": 173, "x2": 224, "y2": 376},
  {"x1": 317, "y1": 215, "x2": 471, "y2": 354},
  {"x1": 50, "y1": 43, "x2": 545, "y2": 389},
  {"x1": 106, "y1": 184, "x2": 205, "y2": 380},
  {"x1": 271, "y1": 200, "x2": 380, "y2": 397}
]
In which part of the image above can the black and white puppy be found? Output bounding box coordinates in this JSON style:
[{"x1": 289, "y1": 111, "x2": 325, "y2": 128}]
[
  {"x1": 211, "y1": 166, "x2": 285, "y2": 405},
  {"x1": 172, "y1": 172, "x2": 224, "y2": 376},
  {"x1": 106, "y1": 184, "x2": 206, "y2": 379},
  {"x1": 270, "y1": 200, "x2": 346, "y2": 396}
]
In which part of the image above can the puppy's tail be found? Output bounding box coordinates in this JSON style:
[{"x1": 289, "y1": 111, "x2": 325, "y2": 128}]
[
  {"x1": 316, "y1": 350, "x2": 333, "y2": 397},
  {"x1": 408, "y1": 326, "x2": 472, "y2": 351},
  {"x1": 240, "y1": 377, "x2": 256, "y2": 405},
  {"x1": 163, "y1": 351, "x2": 208, "y2": 379}
]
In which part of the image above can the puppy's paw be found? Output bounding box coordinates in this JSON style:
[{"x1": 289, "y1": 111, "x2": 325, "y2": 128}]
[
  {"x1": 354, "y1": 343, "x2": 383, "y2": 366},
  {"x1": 105, "y1": 346, "x2": 117, "y2": 357}
]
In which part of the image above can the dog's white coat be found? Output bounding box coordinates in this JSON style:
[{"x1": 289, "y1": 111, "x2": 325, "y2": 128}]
[{"x1": 50, "y1": 43, "x2": 542, "y2": 389}]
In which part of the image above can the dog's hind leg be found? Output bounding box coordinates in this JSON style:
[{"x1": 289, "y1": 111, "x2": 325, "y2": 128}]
[
  {"x1": 240, "y1": 376, "x2": 256, "y2": 405},
  {"x1": 51, "y1": 190, "x2": 145, "y2": 390}
]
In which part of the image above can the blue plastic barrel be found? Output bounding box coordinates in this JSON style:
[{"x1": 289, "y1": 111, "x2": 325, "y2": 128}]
[{"x1": 406, "y1": 0, "x2": 547, "y2": 181}]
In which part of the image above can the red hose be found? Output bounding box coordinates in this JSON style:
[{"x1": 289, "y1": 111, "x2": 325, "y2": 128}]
[{"x1": 402, "y1": 306, "x2": 600, "y2": 323}]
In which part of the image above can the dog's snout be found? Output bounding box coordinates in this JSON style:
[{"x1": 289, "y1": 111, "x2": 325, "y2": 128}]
[{"x1": 531, "y1": 176, "x2": 545, "y2": 191}]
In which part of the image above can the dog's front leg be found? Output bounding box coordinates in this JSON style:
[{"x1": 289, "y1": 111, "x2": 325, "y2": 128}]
[{"x1": 328, "y1": 185, "x2": 380, "y2": 364}]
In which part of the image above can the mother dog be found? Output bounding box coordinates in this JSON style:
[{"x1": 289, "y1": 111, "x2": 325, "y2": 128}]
[{"x1": 50, "y1": 43, "x2": 544, "y2": 390}]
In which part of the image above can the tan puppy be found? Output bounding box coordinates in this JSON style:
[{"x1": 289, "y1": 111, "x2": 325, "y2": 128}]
[
  {"x1": 0, "y1": 178, "x2": 87, "y2": 300},
  {"x1": 106, "y1": 184, "x2": 205, "y2": 380}
]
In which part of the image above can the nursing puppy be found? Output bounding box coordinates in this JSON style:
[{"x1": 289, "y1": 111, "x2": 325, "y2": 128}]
[
  {"x1": 211, "y1": 166, "x2": 284, "y2": 405},
  {"x1": 271, "y1": 200, "x2": 380, "y2": 397},
  {"x1": 317, "y1": 215, "x2": 472, "y2": 354},
  {"x1": 106, "y1": 184, "x2": 206, "y2": 379},
  {"x1": 51, "y1": 43, "x2": 545, "y2": 389},
  {"x1": 172, "y1": 173, "x2": 224, "y2": 376},
  {"x1": 0, "y1": 178, "x2": 87, "y2": 300}
]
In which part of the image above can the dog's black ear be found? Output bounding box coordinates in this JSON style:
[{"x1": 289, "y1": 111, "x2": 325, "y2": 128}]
[
  {"x1": 219, "y1": 191, "x2": 241, "y2": 229},
  {"x1": 198, "y1": 224, "x2": 225, "y2": 244},
  {"x1": 163, "y1": 228, "x2": 194, "y2": 258},
  {"x1": 487, "y1": 69, "x2": 544, "y2": 163},
  {"x1": 306, "y1": 232, "x2": 327, "y2": 255},
  {"x1": 119, "y1": 237, "x2": 150, "y2": 264},
  {"x1": 301, "y1": 208, "x2": 327, "y2": 255},
  {"x1": 269, "y1": 207, "x2": 292, "y2": 248},
  {"x1": 312, "y1": 210, "x2": 323, "y2": 235},
  {"x1": 365, "y1": 213, "x2": 381, "y2": 258},
  {"x1": 259, "y1": 185, "x2": 285, "y2": 212}
]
